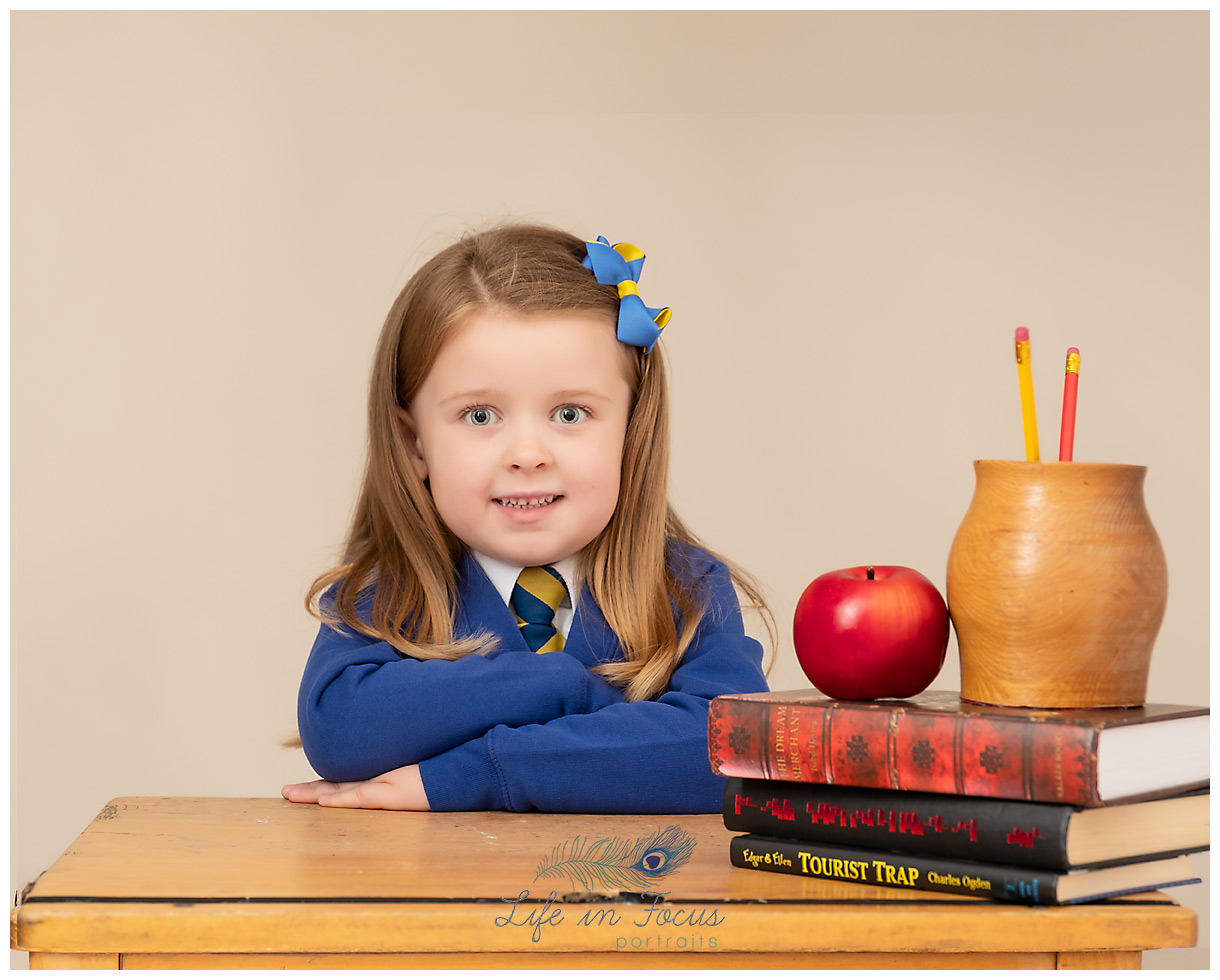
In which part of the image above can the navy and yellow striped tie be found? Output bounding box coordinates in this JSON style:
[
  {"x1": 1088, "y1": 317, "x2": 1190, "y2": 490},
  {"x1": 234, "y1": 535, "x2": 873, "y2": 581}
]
[{"x1": 512, "y1": 566, "x2": 568, "y2": 654}]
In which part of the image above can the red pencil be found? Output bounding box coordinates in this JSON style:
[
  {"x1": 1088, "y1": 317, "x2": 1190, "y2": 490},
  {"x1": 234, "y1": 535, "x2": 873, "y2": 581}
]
[{"x1": 1058, "y1": 348, "x2": 1080, "y2": 461}]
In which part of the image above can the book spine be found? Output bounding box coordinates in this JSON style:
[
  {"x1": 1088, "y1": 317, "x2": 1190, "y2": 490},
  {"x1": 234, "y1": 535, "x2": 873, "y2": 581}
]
[
  {"x1": 723, "y1": 777, "x2": 1075, "y2": 869},
  {"x1": 708, "y1": 698, "x2": 1104, "y2": 805},
  {"x1": 728, "y1": 834, "x2": 1066, "y2": 904}
]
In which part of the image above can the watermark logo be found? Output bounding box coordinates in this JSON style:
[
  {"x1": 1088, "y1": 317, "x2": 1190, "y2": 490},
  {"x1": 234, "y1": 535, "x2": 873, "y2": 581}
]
[
  {"x1": 493, "y1": 824, "x2": 723, "y2": 948},
  {"x1": 533, "y1": 824, "x2": 696, "y2": 892}
]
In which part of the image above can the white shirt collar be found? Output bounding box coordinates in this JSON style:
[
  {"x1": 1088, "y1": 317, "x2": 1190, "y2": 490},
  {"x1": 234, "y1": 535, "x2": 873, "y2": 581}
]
[{"x1": 471, "y1": 551, "x2": 580, "y2": 610}]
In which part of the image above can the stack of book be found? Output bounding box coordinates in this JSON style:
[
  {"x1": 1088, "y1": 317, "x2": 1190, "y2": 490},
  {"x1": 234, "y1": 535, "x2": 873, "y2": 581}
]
[{"x1": 708, "y1": 690, "x2": 1209, "y2": 905}]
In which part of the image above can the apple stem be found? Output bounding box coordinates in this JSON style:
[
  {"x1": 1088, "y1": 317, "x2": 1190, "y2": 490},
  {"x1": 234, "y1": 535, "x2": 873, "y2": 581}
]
[{"x1": 867, "y1": 566, "x2": 875, "y2": 580}]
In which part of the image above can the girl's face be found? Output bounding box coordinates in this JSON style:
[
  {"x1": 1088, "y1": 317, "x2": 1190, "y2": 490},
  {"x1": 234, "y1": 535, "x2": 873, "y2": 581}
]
[{"x1": 403, "y1": 309, "x2": 633, "y2": 568}]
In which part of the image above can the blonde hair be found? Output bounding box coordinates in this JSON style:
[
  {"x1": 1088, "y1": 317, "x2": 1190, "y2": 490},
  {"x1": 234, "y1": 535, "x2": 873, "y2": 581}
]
[{"x1": 307, "y1": 223, "x2": 772, "y2": 702}]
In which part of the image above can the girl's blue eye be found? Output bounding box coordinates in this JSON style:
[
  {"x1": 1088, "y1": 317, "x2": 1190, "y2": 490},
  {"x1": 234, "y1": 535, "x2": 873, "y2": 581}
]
[
  {"x1": 463, "y1": 406, "x2": 499, "y2": 426},
  {"x1": 554, "y1": 405, "x2": 588, "y2": 425}
]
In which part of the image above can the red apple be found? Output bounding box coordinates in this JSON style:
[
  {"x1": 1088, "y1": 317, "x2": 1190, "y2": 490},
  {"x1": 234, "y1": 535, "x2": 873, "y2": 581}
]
[{"x1": 793, "y1": 565, "x2": 949, "y2": 700}]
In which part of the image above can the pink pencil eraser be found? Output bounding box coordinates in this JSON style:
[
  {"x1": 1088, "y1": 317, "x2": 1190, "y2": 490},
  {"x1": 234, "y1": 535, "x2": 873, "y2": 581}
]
[
  {"x1": 1015, "y1": 327, "x2": 1029, "y2": 342},
  {"x1": 1067, "y1": 346, "x2": 1079, "y2": 354}
]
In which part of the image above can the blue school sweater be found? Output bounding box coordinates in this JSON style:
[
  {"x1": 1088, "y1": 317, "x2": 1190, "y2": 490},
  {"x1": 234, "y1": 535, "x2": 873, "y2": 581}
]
[{"x1": 296, "y1": 544, "x2": 768, "y2": 813}]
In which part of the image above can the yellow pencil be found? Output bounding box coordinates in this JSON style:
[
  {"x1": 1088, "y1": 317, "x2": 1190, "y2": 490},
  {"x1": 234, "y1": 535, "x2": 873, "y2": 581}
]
[{"x1": 1014, "y1": 327, "x2": 1039, "y2": 461}]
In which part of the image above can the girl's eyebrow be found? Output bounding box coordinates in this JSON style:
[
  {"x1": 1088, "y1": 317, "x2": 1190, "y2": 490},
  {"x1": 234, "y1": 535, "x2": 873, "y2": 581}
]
[
  {"x1": 552, "y1": 388, "x2": 615, "y2": 403},
  {"x1": 437, "y1": 388, "x2": 502, "y2": 406}
]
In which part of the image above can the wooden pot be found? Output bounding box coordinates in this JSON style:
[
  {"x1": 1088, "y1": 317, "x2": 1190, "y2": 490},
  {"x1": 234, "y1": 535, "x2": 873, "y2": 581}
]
[{"x1": 946, "y1": 460, "x2": 1167, "y2": 708}]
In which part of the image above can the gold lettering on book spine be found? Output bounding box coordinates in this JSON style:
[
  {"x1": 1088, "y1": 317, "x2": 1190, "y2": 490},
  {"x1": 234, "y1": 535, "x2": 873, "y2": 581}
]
[
  {"x1": 789, "y1": 720, "x2": 804, "y2": 780},
  {"x1": 1053, "y1": 730, "x2": 1065, "y2": 800},
  {"x1": 812, "y1": 703, "x2": 830, "y2": 782},
  {"x1": 775, "y1": 705, "x2": 788, "y2": 780}
]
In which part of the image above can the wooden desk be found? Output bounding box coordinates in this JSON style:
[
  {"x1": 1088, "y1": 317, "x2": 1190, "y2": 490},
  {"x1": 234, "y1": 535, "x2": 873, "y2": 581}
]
[{"x1": 12, "y1": 797, "x2": 1196, "y2": 969}]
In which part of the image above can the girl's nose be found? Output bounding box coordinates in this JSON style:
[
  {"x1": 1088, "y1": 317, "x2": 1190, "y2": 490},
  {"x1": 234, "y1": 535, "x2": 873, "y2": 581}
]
[{"x1": 505, "y1": 425, "x2": 553, "y2": 470}]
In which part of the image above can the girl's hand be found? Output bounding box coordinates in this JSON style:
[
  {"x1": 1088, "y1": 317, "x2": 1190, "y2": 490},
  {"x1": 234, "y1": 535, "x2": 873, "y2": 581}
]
[{"x1": 281, "y1": 764, "x2": 431, "y2": 811}]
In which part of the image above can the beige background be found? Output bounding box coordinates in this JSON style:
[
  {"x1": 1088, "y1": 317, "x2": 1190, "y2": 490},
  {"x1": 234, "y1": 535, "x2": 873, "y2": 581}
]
[{"x1": 11, "y1": 11, "x2": 1208, "y2": 969}]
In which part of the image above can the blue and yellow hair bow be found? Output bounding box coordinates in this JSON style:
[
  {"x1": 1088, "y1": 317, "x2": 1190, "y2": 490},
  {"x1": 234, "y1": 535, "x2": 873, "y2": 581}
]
[{"x1": 582, "y1": 236, "x2": 671, "y2": 353}]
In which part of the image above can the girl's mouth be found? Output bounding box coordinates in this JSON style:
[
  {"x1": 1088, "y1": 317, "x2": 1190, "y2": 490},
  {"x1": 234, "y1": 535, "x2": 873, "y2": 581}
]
[{"x1": 495, "y1": 495, "x2": 560, "y2": 510}]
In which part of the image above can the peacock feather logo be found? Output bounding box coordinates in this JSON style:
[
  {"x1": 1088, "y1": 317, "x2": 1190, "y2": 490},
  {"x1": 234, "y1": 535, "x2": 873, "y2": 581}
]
[{"x1": 534, "y1": 825, "x2": 696, "y2": 892}]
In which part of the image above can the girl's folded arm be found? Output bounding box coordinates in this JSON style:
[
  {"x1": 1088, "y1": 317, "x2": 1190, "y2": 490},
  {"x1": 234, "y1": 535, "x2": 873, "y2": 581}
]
[
  {"x1": 297, "y1": 625, "x2": 625, "y2": 781},
  {"x1": 418, "y1": 573, "x2": 769, "y2": 814}
]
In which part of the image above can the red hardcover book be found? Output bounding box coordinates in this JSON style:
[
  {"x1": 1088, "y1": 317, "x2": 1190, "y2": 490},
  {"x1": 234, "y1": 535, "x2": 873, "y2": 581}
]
[{"x1": 708, "y1": 690, "x2": 1209, "y2": 806}]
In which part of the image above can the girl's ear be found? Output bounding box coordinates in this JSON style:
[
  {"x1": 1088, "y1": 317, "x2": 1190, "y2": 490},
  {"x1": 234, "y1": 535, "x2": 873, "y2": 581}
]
[{"x1": 395, "y1": 406, "x2": 429, "y2": 482}]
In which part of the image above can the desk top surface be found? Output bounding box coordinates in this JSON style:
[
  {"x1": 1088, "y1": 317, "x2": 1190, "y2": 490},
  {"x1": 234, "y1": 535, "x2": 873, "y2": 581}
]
[
  {"x1": 28, "y1": 795, "x2": 992, "y2": 903},
  {"x1": 13, "y1": 796, "x2": 1198, "y2": 957}
]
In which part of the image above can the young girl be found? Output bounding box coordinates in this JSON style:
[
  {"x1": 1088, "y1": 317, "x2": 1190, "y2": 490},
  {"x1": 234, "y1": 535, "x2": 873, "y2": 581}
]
[{"x1": 282, "y1": 224, "x2": 771, "y2": 814}]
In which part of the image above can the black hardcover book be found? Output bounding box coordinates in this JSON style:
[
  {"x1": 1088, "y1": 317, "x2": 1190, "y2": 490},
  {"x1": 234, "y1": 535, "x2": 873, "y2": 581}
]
[
  {"x1": 728, "y1": 834, "x2": 1201, "y2": 906},
  {"x1": 723, "y1": 777, "x2": 1209, "y2": 871}
]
